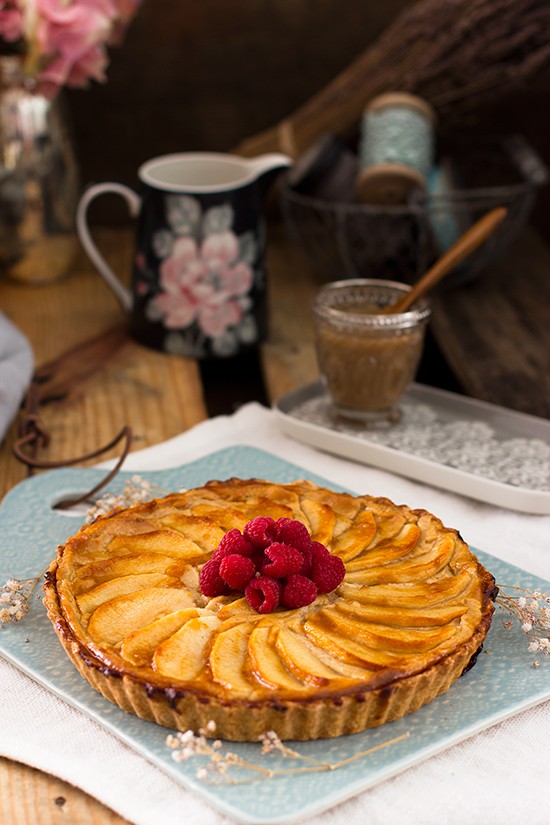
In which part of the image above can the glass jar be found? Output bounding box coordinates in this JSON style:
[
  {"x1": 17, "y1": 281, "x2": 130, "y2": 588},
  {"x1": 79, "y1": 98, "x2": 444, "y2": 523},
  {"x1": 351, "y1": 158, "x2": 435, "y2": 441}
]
[
  {"x1": 0, "y1": 55, "x2": 80, "y2": 283},
  {"x1": 312, "y1": 279, "x2": 430, "y2": 426}
]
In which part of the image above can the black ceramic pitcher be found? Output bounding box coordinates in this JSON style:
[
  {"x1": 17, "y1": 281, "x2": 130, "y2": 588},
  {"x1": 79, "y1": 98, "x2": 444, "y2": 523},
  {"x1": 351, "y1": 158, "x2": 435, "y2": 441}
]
[{"x1": 76, "y1": 152, "x2": 292, "y2": 358}]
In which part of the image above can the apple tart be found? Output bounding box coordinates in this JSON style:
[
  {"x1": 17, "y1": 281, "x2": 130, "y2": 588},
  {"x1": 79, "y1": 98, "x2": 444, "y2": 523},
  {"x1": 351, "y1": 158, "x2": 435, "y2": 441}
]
[{"x1": 43, "y1": 478, "x2": 496, "y2": 741}]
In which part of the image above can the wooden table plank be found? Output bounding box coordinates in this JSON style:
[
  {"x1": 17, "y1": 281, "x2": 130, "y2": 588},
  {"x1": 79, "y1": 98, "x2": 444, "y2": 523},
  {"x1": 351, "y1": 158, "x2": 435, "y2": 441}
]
[{"x1": 0, "y1": 758, "x2": 129, "y2": 825}]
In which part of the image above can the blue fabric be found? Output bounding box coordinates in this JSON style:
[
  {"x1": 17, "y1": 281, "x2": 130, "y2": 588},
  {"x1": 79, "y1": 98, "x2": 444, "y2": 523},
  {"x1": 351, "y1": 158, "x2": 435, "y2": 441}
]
[{"x1": 0, "y1": 312, "x2": 33, "y2": 443}]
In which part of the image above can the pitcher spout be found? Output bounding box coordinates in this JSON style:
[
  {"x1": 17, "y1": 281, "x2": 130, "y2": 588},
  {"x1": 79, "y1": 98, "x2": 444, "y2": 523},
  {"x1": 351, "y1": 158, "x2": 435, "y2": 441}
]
[{"x1": 245, "y1": 153, "x2": 293, "y2": 190}]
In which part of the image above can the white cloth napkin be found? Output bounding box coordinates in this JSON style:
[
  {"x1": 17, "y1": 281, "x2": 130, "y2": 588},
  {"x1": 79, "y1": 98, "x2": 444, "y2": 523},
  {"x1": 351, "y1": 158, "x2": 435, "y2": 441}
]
[
  {"x1": 0, "y1": 311, "x2": 33, "y2": 443},
  {"x1": 2, "y1": 402, "x2": 550, "y2": 825}
]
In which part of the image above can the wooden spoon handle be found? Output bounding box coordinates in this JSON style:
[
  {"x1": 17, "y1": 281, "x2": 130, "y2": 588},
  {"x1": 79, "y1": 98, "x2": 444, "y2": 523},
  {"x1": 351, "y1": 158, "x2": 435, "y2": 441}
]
[{"x1": 387, "y1": 206, "x2": 508, "y2": 314}]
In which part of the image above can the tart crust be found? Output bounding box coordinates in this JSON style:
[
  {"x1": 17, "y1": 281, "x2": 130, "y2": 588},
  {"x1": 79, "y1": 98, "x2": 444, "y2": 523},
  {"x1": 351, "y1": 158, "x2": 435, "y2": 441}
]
[{"x1": 43, "y1": 478, "x2": 496, "y2": 741}]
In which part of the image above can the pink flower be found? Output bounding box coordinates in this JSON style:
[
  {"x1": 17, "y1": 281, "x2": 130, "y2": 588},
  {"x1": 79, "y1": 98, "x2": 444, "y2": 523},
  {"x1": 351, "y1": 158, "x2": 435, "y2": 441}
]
[
  {"x1": 148, "y1": 231, "x2": 254, "y2": 338},
  {"x1": 0, "y1": 4, "x2": 23, "y2": 42},
  {"x1": 0, "y1": 0, "x2": 142, "y2": 97}
]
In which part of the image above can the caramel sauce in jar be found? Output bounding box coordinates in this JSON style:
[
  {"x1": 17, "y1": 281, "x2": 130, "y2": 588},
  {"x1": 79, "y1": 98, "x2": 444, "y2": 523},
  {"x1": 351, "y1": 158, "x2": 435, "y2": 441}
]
[{"x1": 313, "y1": 280, "x2": 430, "y2": 426}]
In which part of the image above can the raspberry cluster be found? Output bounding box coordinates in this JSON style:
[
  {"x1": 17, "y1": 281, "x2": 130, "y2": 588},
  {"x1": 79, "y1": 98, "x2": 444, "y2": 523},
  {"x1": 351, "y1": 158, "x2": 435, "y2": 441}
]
[{"x1": 199, "y1": 516, "x2": 345, "y2": 613}]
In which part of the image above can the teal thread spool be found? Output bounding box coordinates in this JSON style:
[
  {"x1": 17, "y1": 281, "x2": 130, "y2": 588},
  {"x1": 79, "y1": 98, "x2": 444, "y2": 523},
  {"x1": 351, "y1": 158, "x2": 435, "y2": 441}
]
[{"x1": 356, "y1": 92, "x2": 436, "y2": 205}]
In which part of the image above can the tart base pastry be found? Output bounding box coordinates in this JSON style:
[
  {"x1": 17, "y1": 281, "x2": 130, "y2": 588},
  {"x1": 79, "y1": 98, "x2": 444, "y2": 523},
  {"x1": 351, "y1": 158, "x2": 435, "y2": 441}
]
[{"x1": 43, "y1": 478, "x2": 496, "y2": 741}]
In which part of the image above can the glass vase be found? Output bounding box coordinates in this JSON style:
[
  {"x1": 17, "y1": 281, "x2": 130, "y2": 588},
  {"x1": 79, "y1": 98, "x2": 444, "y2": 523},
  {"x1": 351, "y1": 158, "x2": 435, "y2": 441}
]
[{"x1": 0, "y1": 55, "x2": 80, "y2": 284}]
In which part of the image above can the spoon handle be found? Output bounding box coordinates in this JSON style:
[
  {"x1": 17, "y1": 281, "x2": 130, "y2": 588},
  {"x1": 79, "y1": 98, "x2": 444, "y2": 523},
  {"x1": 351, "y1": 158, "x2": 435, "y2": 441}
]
[{"x1": 388, "y1": 206, "x2": 508, "y2": 314}]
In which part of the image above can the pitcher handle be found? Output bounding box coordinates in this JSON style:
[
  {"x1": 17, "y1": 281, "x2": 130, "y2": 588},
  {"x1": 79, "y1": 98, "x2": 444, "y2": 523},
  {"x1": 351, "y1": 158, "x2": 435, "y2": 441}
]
[{"x1": 76, "y1": 182, "x2": 141, "y2": 313}]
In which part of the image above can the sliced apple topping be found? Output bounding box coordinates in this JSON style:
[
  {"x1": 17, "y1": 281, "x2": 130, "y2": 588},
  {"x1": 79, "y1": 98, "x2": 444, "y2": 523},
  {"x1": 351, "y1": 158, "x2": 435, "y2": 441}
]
[
  {"x1": 248, "y1": 626, "x2": 310, "y2": 692},
  {"x1": 75, "y1": 553, "x2": 190, "y2": 588},
  {"x1": 331, "y1": 510, "x2": 377, "y2": 561},
  {"x1": 121, "y1": 608, "x2": 202, "y2": 666},
  {"x1": 334, "y1": 600, "x2": 468, "y2": 628},
  {"x1": 303, "y1": 618, "x2": 405, "y2": 668},
  {"x1": 275, "y1": 626, "x2": 356, "y2": 687},
  {"x1": 209, "y1": 622, "x2": 256, "y2": 696},
  {"x1": 319, "y1": 608, "x2": 459, "y2": 653},
  {"x1": 159, "y1": 514, "x2": 226, "y2": 553},
  {"x1": 76, "y1": 573, "x2": 182, "y2": 615},
  {"x1": 87, "y1": 587, "x2": 195, "y2": 646},
  {"x1": 108, "y1": 529, "x2": 207, "y2": 560},
  {"x1": 346, "y1": 533, "x2": 455, "y2": 585},
  {"x1": 338, "y1": 568, "x2": 472, "y2": 608},
  {"x1": 153, "y1": 614, "x2": 221, "y2": 680},
  {"x1": 344, "y1": 523, "x2": 422, "y2": 571},
  {"x1": 299, "y1": 499, "x2": 336, "y2": 545}
]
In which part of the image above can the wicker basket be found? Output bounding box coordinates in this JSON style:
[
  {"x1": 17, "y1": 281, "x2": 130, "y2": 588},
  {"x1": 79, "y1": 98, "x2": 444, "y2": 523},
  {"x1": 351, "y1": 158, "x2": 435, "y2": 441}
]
[{"x1": 279, "y1": 134, "x2": 548, "y2": 288}]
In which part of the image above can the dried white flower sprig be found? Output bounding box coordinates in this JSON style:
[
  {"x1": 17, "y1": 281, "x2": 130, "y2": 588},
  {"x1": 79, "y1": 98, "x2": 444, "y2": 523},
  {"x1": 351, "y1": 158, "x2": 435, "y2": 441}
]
[
  {"x1": 85, "y1": 474, "x2": 163, "y2": 523},
  {"x1": 166, "y1": 722, "x2": 410, "y2": 784},
  {"x1": 496, "y1": 584, "x2": 550, "y2": 667},
  {"x1": 0, "y1": 577, "x2": 40, "y2": 624}
]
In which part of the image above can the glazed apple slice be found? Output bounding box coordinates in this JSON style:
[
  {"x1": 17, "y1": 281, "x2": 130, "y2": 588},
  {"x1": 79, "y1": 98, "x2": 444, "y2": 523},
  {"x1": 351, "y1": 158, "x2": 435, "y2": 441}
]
[
  {"x1": 120, "y1": 608, "x2": 202, "y2": 666},
  {"x1": 153, "y1": 614, "x2": 220, "y2": 680},
  {"x1": 75, "y1": 553, "x2": 190, "y2": 588},
  {"x1": 241, "y1": 497, "x2": 295, "y2": 522},
  {"x1": 87, "y1": 587, "x2": 195, "y2": 646},
  {"x1": 77, "y1": 573, "x2": 182, "y2": 615},
  {"x1": 215, "y1": 597, "x2": 258, "y2": 621},
  {"x1": 209, "y1": 622, "x2": 256, "y2": 696},
  {"x1": 275, "y1": 626, "x2": 357, "y2": 687},
  {"x1": 303, "y1": 617, "x2": 404, "y2": 667},
  {"x1": 108, "y1": 529, "x2": 207, "y2": 560},
  {"x1": 300, "y1": 638, "x2": 378, "y2": 680},
  {"x1": 299, "y1": 498, "x2": 335, "y2": 545},
  {"x1": 160, "y1": 514, "x2": 229, "y2": 551},
  {"x1": 345, "y1": 522, "x2": 421, "y2": 570},
  {"x1": 180, "y1": 505, "x2": 249, "y2": 532},
  {"x1": 320, "y1": 609, "x2": 459, "y2": 653},
  {"x1": 335, "y1": 600, "x2": 468, "y2": 628},
  {"x1": 369, "y1": 503, "x2": 408, "y2": 540},
  {"x1": 346, "y1": 533, "x2": 455, "y2": 585},
  {"x1": 338, "y1": 568, "x2": 472, "y2": 607},
  {"x1": 331, "y1": 511, "x2": 377, "y2": 560},
  {"x1": 248, "y1": 626, "x2": 310, "y2": 692}
]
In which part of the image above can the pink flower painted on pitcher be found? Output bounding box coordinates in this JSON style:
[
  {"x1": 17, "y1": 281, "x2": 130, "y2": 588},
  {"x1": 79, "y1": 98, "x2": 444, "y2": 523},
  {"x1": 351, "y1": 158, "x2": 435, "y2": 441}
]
[{"x1": 148, "y1": 230, "x2": 254, "y2": 338}]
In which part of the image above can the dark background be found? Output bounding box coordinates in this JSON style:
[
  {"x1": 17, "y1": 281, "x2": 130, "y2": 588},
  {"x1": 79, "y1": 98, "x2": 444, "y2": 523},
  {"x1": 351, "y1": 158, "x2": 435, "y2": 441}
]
[{"x1": 66, "y1": 0, "x2": 550, "y2": 234}]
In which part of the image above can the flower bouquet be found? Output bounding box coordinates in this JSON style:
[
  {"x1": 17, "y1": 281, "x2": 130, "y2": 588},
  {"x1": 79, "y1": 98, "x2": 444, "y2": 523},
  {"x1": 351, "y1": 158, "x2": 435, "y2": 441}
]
[{"x1": 0, "y1": 0, "x2": 142, "y2": 97}]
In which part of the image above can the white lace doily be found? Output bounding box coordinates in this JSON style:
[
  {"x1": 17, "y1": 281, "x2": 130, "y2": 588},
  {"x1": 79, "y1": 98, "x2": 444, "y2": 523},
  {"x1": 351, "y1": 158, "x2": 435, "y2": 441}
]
[{"x1": 291, "y1": 395, "x2": 550, "y2": 493}]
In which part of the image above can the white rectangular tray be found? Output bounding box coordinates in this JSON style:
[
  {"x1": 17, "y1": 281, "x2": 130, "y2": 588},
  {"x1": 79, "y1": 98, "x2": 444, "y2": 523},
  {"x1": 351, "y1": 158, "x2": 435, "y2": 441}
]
[{"x1": 274, "y1": 381, "x2": 550, "y2": 514}]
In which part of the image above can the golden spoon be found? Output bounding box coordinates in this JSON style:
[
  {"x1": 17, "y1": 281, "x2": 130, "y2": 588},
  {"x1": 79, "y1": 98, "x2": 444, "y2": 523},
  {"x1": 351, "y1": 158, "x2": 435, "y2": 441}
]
[{"x1": 384, "y1": 206, "x2": 508, "y2": 314}]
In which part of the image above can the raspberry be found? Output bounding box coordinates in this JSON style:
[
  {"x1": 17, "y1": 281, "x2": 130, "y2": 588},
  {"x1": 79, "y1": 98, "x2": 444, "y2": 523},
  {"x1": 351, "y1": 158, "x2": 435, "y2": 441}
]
[
  {"x1": 199, "y1": 559, "x2": 232, "y2": 597},
  {"x1": 298, "y1": 543, "x2": 314, "y2": 577},
  {"x1": 301, "y1": 540, "x2": 328, "y2": 577},
  {"x1": 260, "y1": 542, "x2": 303, "y2": 578},
  {"x1": 250, "y1": 550, "x2": 267, "y2": 572},
  {"x1": 245, "y1": 576, "x2": 282, "y2": 614},
  {"x1": 281, "y1": 574, "x2": 318, "y2": 609},
  {"x1": 311, "y1": 553, "x2": 345, "y2": 594},
  {"x1": 243, "y1": 516, "x2": 277, "y2": 549},
  {"x1": 275, "y1": 518, "x2": 311, "y2": 553},
  {"x1": 311, "y1": 540, "x2": 330, "y2": 560},
  {"x1": 219, "y1": 554, "x2": 256, "y2": 590},
  {"x1": 212, "y1": 528, "x2": 253, "y2": 561}
]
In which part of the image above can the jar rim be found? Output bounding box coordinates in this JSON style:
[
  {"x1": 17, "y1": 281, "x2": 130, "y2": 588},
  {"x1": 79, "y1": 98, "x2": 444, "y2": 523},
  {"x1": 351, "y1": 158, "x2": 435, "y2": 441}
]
[{"x1": 312, "y1": 278, "x2": 431, "y2": 329}]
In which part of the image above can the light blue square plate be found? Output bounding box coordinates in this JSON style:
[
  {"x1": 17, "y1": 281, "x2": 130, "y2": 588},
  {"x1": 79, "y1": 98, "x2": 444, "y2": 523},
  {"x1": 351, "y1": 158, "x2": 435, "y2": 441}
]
[{"x1": 1, "y1": 445, "x2": 549, "y2": 824}]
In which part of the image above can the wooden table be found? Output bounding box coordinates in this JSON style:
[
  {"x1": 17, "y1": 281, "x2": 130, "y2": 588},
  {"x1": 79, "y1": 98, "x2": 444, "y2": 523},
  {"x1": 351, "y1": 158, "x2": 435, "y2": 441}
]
[{"x1": 1, "y1": 222, "x2": 548, "y2": 824}]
